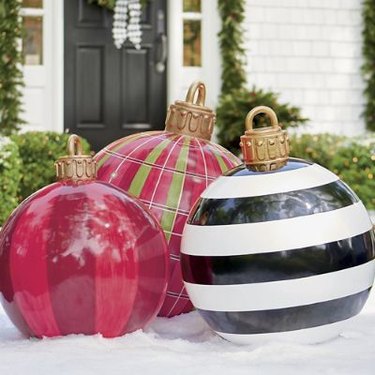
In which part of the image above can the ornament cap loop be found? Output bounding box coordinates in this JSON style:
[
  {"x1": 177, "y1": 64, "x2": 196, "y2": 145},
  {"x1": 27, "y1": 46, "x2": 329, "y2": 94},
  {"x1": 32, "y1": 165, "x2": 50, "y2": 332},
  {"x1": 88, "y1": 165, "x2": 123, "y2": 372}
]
[
  {"x1": 240, "y1": 106, "x2": 290, "y2": 172},
  {"x1": 55, "y1": 134, "x2": 97, "y2": 182},
  {"x1": 245, "y1": 106, "x2": 279, "y2": 131},
  {"x1": 164, "y1": 81, "x2": 215, "y2": 141},
  {"x1": 185, "y1": 81, "x2": 206, "y2": 106},
  {"x1": 68, "y1": 134, "x2": 83, "y2": 157}
]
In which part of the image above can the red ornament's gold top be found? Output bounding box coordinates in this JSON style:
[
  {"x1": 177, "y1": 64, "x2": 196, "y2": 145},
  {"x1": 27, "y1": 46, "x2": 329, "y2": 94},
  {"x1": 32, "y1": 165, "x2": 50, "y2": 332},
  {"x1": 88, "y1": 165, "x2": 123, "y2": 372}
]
[
  {"x1": 164, "y1": 81, "x2": 215, "y2": 141},
  {"x1": 240, "y1": 106, "x2": 290, "y2": 172},
  {"x1": 55, "y1": 134, "x2": 97, "y2": 181}
]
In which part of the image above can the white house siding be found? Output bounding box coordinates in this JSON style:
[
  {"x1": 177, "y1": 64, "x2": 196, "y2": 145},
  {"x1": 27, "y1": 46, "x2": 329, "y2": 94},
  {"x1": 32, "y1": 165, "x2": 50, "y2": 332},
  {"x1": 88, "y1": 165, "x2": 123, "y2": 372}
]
[{"x1": 244, "y1": 0, "x2": 365, "y2": 135}]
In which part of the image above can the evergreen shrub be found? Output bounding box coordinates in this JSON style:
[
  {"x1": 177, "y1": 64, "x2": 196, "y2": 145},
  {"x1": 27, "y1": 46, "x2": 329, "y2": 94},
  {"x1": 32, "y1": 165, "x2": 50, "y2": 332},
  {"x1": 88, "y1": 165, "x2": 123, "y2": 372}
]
[
  {"x1": 0, "y1": 137, "x2": 21, "y2": 224},
  {"x1": 11, "y1": 132, "x2": 91, "y2": 201},
  {"x1": 290, "y1": 133, "x2": 375, "y2": 210}
]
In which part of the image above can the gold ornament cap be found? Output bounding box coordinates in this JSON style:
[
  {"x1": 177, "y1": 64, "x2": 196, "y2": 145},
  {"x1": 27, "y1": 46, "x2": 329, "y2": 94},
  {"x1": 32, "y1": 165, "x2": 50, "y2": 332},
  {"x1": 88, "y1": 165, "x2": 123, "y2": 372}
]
[
  {"x1": 240, "y1": 106, "x2": 290, "y2": 171},
  {"x1": 164, "y1": 81, "x2": 215, "y2": 141},
  {"x1": 55, "y1": 134, "x2": 97, "y2": 181}
]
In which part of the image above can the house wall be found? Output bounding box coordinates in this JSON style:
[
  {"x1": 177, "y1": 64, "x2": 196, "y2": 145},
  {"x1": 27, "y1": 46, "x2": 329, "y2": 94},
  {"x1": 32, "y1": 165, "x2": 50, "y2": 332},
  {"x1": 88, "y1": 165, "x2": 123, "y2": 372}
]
[
  {"x1": 244, "y1": 0, "x2": 365, "y2": 135},
  {"x1": 20, "y1": 1, "x2": 365, "y2": 136}
]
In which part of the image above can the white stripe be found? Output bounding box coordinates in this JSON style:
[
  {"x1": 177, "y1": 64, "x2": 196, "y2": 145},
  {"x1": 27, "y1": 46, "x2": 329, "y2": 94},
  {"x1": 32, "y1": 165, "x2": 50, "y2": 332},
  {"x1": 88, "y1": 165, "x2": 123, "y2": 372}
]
[
  {"x1": 184, "y1": 260, "x2": 375, "y2": 312},
  {"x1": 216, "y1": 317, "x2": 357, "y2": 345},
  {"x1": 181, "y1": 202, "x2": 372, "y2": 256},
  {"x1": 201, "y1": 163, "x2": 338, "y2": 199}
]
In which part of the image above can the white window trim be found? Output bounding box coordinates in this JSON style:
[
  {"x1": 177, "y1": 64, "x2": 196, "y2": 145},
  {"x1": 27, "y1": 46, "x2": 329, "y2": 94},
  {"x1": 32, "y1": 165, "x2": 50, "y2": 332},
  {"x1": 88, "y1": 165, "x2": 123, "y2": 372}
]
[
  {"x1": 19, "y1": 8, "x2": 45, "y2": 17},
  {"x1": 183, "y1": 12, "x2": 202, "y2": 20},
  {"x1": 20, "y1": 0, "x2": 64, "y2": 133},
  {"x1": 167, "y1": 0, "x2": 221, "y2": 110},
  {"x1": 51, "y1": 0, "x2": 64, "y2": 133}
]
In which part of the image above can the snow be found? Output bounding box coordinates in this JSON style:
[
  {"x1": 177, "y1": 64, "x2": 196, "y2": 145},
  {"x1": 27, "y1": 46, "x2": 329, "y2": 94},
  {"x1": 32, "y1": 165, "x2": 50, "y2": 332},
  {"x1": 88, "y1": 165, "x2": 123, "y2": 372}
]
[
  {"x1": 1, "y1": 212, "x2": 374, "y2": 374},
  {"x1": 1, "y1": 292, "x2": 375, "y2": 375}
]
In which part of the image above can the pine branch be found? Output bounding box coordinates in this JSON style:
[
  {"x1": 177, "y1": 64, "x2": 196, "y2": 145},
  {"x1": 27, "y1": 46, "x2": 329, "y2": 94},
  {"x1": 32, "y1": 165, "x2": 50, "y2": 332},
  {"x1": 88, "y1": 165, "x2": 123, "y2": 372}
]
[
  {"x1": 0, "y1": 0, "x2": 24, "y2": 136},
  {"x1": 362, "y1": 0, "x2": 375, "y2": 131},
  {"x1": 217, "y1": 0, "x2": 246, "y2": 96}
]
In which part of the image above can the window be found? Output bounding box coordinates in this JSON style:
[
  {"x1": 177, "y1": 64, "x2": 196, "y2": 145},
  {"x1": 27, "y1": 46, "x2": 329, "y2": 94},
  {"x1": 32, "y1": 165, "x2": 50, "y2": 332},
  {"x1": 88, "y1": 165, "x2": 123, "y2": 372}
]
[
  {"x1": 183, "y1": 0, "x2": 201, "y2": 67},
  {"x1": 21, "y1": 0, "x2": 44, "y2": 65},
  {"x1": 23, "y1": 0, "x2": 43, "y2": 8},
  {"x1": 183, "y1": 0, "x2": 201, "y2": 12}
]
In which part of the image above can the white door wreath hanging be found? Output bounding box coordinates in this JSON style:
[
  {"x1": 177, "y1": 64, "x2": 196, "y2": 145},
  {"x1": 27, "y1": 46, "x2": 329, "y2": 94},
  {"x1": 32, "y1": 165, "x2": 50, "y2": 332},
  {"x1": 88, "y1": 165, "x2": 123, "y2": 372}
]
[{"x1": 112, "y1": 0, "x2": 142, "y2": 49}]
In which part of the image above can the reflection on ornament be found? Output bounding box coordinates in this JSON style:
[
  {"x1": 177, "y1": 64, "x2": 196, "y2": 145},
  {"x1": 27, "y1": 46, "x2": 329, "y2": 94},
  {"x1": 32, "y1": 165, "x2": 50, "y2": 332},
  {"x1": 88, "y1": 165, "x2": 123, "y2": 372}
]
[
  {"x1": 95, "y1": 81, "x2": 241, "y2": 317},
  {"x1": 0, "y1": 135, "x2": 169, "y2": 338},
  {"x1": 181, "y1": 106, "x2": 375, "y2": 344}
]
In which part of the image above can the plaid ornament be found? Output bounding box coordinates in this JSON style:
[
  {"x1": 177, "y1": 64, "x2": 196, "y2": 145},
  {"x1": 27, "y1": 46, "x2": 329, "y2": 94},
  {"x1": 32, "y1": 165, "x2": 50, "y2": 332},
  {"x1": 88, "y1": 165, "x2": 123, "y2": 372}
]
[{"x1": 95, "y1": 130, "x2": 240, "y2": 317}]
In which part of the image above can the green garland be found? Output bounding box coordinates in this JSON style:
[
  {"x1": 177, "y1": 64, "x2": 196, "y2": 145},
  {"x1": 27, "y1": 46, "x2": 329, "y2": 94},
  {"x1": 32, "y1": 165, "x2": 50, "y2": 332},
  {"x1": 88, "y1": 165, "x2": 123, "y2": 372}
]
[
  {"x1": 88, "y1": 0, "x2": 147, "y2": 11},
  {"x1": 0, "y1": 0, "x2": 24, "y2": 136},
  {"x1": 362, "y1": 0, "x2": 375, "y2": 132},
  {"x1": 216, "y1": 0, "x2": 307, "y2": 154},
  {"x1": 88, "y1": 0, "x2": 116, "y2": 10},
  {"x1": 217, "y1": 0, "x2": 246, "y2": 96}
]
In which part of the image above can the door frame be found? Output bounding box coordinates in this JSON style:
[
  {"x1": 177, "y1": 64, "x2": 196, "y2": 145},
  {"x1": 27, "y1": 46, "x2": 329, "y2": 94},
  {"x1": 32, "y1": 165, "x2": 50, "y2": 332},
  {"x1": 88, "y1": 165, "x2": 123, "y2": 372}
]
[
  {"x1": 50, "y1": 0, "x2": 64, "y2": 133},
  {"x1": 53, "y1": 0, "x2": 220, "y2": 135},
  {"x1": 52, "y1": 0, "x2": 64, "y2": 133}
]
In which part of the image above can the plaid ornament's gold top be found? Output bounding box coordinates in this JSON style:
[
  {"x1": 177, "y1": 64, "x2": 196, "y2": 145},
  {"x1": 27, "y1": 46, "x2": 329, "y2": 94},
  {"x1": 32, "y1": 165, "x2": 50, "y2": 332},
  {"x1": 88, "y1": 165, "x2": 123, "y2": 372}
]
[
  {"x1": 240, "y1": 106, "x2": 290, "y2": 172},
  {"x1": 165, "y1": 81, "x2": 216, "y2": 141}
]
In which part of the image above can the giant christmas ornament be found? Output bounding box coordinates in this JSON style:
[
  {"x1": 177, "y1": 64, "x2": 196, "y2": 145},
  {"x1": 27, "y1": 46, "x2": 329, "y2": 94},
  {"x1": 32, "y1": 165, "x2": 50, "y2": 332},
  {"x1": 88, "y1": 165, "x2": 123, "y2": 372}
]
[
  {"x1": 181, "y1": 106, "x2": 375, "y2": 344},
  {"x1": 95, "y1": 81, "x2": 241, "y2": 317},
  {"x1": 0, "y1": 135, "x2": 169, "y2": 338}
]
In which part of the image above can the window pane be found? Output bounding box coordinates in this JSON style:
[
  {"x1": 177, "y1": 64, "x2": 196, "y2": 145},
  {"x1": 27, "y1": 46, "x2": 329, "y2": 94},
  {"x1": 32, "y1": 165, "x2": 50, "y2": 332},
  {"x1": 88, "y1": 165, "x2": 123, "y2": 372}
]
[
  {"x1": 183, "y1": 20, "x2": 201, "y2": 66},
  {"x1": 22, "y1": 16, "x2": 43, "y2": 65},
  {"x1": 183, "y1": 0, "x2": 201, "y2": 13},
  {"x1": 22, "y1": 0, "x2": 43, "y2": 8}
]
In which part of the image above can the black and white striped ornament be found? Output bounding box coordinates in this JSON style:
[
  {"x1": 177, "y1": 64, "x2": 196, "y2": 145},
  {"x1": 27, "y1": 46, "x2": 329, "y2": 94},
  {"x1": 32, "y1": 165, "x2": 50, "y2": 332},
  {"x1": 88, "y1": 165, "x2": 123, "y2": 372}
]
[{"x1": 181, "y1": 106, "x2": 375, "y2": 344}]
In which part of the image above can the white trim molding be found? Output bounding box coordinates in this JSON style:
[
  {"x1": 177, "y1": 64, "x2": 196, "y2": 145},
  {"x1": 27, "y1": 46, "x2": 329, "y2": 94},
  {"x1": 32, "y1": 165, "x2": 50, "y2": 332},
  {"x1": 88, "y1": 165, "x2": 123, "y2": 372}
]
[{"x1": 167, "y1": 0, "x2": 221, "y2": 109}]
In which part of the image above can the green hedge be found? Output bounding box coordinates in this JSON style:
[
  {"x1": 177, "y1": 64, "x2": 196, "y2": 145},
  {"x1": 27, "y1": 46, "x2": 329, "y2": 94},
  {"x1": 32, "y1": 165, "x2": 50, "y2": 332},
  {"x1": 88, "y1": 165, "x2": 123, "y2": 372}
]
[
  {"x1": 290, "y1": 133, "x2": 375, "y2": 210},
  {"x1": 11, "y1": 132, "x2": 91, "y2": 202},
  {"x1": 0, "y1": 137, "x2": 21, "y2": 224}
]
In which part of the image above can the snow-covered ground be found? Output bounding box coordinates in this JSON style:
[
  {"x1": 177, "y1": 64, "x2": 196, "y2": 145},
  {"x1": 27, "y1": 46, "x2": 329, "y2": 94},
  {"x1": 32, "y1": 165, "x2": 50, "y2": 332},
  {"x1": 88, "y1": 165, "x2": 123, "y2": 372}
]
[
  {"x1": 0, "y1": 212, "x2": 374, "y2": 374},
  {"x1": 0, "y1": 291, "x2": 375, "y2": 375},
  {"x1": 1, "y1": 215, "x2": 374, "y2": 374}
]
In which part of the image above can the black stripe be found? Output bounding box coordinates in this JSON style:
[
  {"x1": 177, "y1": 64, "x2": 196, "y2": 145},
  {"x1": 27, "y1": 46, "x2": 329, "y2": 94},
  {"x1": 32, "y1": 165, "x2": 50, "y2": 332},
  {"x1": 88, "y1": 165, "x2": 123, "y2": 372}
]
[
  {"x1": 225, "y1": 158, "x2": 312, "y2": 177},
  {"x1": 189, "y1": 180, "x2": 358, "y2": 226},
  {"x1": 181, "y1": 231, "x2": 375, "y2": 285},
  {"x1": 198, "y1": 288, "x2": 371, "y2": 335}
]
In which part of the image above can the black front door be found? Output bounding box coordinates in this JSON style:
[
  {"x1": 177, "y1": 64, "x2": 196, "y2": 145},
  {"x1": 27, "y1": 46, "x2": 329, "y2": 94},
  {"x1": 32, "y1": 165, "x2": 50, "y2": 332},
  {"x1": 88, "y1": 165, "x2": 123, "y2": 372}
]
[{"x1": 64, "y1": 0, "x2": 167, "y2": 151}]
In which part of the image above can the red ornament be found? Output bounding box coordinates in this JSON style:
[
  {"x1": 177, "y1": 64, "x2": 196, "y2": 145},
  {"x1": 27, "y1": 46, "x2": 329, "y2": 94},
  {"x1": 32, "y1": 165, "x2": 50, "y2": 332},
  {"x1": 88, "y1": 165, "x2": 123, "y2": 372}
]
[
  {"x1": 0, "y1": 135, "x2": 169, "y2": 338},
  {"x1": 95, "y1": 82, "x2": 241, "y2": 317}
]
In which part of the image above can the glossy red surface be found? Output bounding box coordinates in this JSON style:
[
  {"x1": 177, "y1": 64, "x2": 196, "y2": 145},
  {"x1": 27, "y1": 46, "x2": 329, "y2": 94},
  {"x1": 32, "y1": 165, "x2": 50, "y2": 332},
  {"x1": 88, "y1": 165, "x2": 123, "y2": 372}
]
[
  {"x1": 0, "y1": 180, "x2": 169, "y2": 338},
  {"x1": 95, "y1": 131, "x2": 241, "y2": 317}
]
